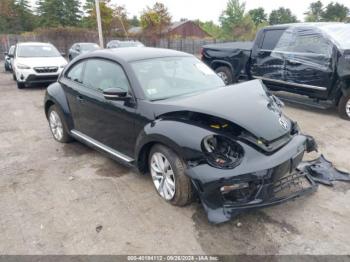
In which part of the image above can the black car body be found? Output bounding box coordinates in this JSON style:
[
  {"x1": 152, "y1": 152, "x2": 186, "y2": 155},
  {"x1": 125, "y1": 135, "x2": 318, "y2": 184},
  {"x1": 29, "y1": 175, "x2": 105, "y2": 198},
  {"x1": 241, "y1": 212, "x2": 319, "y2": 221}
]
[
  {"x1": 44, "y1": 47, "x2": 317, "y2": 223},
  {"x1": 202, "y1": 23, "x2": 350, "y2": 120},
  {"x1": 4, "y1": 45, "x2": 15, "y2": 71},
  {"x1": 68, "y1": 43, "x2": 100, "y2": 61}
]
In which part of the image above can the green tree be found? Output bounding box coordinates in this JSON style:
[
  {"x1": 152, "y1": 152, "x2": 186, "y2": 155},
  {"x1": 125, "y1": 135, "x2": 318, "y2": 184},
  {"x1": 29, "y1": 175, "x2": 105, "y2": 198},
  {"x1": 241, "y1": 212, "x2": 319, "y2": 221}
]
[
  {"x1": 248, "y1": 7, "x2": 267, "y2": 26},
  {"x1": 269, "y1": 7, "x2": 298, "y2": 25},
  {"x1": 0, "y1": 0, "x2": 37, "y2": 33},
  {"x1": 82, "y1": 0, "x2": 114, "y2": 37},
  {"x1": 321, "y1": 2, "x2": 349, "y2": 22},
  {"x1": 305, "y1": 1, "x2": 323, "y2": 22},
  {"x1": 196, "y1": 20, "x2": 224, "y2": 39},
  {"x1": 63, "y1": 0, "x2": 82, "y2": 26},
  {"x1": 37, "y1": 0, "x2": 81, "y2": 27},
  {"x1": 219, "y1": 0, "x2": 245, "y2": 37},
  {"x1": 0, "y1": 0, "x2": 16, "y2": 33},
  {"x1": 14, "y1": 0, "x2": 36, "y2": 31},
  {"x1": 129, "y1": 15, "x2": 140, "y2": 27},
  {"x1": 111, "y1": 5, "x2": 129, "y2": 37},
  {"x1": 140, "y1": 2, "x2": 172, "y2": 38}
]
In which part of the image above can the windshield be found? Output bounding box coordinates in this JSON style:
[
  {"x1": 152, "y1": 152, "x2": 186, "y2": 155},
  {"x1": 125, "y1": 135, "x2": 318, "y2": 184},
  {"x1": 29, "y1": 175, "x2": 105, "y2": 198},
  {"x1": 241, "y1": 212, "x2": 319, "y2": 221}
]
[
  {"x1": 81, "y1": 43, "x2": 100, "y2": 51},
  {"x1": 131, "y1": 57, "x2": 225, "y2": 100},
  {"x1": 321, "y1": 24, "x2": 350, "y2": 50},
  {"x1": 17, "y1": 44, "x2": 61, "y2": 57}
]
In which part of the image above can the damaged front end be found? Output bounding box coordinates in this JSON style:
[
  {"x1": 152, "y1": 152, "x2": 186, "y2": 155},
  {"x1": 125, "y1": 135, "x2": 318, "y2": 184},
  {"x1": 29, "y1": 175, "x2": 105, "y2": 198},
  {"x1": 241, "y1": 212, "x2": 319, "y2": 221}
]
[
  {"x1": 149, "y1": 80, "x2": 321, "y2": 223},
  {"x1": 186, "y1": 131, "x2": 319, "y2": 224}
]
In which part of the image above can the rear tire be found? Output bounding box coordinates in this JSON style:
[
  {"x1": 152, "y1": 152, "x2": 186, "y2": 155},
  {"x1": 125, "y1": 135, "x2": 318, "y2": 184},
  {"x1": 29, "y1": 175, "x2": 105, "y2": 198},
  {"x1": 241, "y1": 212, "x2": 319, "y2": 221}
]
[
  {"x1": 48, "y1": 105, "x2": 72, "y2": 143},
  {"x1": 148, "y1": 144, "x2": 192, "y2": 206},
  {"x1": 215, "y1": 66, "x2": 235, "y2": 85},
  {"x1": 338, "y1": 94, "x2": 350, "y2": 120},
  {"x1": 16, "y1": 81, "x2": 25, "y2": 89}
]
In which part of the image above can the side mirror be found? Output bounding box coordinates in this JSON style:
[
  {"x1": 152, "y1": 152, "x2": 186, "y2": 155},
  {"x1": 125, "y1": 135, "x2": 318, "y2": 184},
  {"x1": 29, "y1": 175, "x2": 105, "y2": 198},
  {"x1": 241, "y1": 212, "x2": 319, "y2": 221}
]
[
  {"x1": 103, "y1": 88, "x2": 130, "y2": 101},
  {"x1": 4, "y1": 52, "x2": 8, "y2": 56}
]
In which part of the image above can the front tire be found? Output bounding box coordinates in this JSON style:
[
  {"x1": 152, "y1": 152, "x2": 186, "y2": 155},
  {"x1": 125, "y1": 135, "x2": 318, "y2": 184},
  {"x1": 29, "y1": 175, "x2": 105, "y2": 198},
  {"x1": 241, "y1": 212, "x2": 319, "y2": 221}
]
[
  {"x1": 48, "y1": 105, "x2": 72, "y2": 143},
  {"x1": 148, "y1": 144, "x2": 192, "y2": 206},
  {"x1": 338, "y1": 94, "x2": 350, "y2": 120},
  {"x1": 215, "y1": 66, "x2": 235, "y2": 85},
  {"x1": 17, "y1": 81, "x2": 25, "y2": 89}
]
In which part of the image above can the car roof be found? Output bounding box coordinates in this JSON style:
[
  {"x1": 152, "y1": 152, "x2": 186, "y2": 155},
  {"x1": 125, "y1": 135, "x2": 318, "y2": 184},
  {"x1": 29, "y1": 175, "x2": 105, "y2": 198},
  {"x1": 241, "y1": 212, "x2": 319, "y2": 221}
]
[
  {"x1": 75, "y1": 42, "x2": 98, "y2": 45},
  {"x1": 264, "y1": 22, "x2": 346, "y2": 30},
  {"x1": 89, "y1": 47, "x2": 192, "y2": 62},
  {"x1": 16, "y1": 42, "x2": 52, "y2": 46}
]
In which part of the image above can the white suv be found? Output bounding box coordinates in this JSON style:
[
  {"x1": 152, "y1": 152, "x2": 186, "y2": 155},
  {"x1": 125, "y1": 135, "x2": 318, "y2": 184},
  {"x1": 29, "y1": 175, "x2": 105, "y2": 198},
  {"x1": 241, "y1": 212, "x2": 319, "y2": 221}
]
[{"x1": 11, "y1": 42, "x2": 67, "y2": 89}]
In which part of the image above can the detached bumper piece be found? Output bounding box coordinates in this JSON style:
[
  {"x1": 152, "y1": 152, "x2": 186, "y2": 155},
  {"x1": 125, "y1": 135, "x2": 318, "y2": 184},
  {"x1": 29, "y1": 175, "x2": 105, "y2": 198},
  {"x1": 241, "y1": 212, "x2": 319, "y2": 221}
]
[
  {"x1": 298, "y1": 154, "x2": 350, "y2": 186},
  {"x1": 200, "y1": 167, "x2": 318, "y2": 224}
]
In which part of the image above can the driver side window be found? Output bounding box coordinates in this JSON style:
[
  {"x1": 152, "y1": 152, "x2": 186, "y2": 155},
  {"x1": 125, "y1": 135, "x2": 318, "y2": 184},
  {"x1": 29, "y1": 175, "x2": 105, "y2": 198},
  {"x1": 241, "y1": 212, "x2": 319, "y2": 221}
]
[
  {"x1": 66, "y1": 61, "x2": 85, "y2": 83},
  {"x1": 82, "y1": 59, "x2": 130, "y2": 93}
]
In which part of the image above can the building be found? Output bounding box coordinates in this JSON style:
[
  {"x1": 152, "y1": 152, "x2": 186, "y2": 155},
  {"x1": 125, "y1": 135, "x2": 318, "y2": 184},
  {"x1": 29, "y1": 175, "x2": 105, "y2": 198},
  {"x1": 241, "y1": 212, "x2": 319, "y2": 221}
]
[{"x1": 128, "y1": 20, "x2": 211, "y2": 39}]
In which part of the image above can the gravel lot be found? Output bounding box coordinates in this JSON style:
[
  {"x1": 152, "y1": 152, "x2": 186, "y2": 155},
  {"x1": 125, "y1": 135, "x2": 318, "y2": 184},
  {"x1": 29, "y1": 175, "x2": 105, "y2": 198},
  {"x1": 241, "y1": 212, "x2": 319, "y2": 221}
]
[{"x1": 0, "y1": 64, "x2": 350, "y2": 255}]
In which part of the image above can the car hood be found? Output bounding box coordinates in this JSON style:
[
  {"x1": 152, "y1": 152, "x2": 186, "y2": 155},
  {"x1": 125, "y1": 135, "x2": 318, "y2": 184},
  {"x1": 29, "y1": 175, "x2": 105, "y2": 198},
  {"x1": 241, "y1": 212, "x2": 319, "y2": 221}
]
[
  {"x1": 151, "y1": 80, "x2": 291, "y2": 142},
  {"x1": 15, "y1": 56, "x2": 67, "y2": 68}
]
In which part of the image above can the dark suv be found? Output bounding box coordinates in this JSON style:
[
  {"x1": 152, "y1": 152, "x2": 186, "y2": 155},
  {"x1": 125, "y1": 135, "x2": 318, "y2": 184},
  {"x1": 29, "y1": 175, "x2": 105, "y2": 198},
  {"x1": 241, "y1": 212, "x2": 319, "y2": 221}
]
[{"x1": 202, "y1": 23, "x2": 350, "y2": 120}]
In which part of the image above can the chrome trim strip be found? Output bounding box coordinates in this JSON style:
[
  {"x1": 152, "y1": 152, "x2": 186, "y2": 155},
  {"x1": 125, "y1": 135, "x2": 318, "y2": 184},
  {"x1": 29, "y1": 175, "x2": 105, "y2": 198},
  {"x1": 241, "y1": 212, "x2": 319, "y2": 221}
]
[
  {"x1": 71, "y1": 130, "x2": 134, "y2": 163},
  {"x1": 252, "y1": 75, "x2": 327, "y2": 91}
]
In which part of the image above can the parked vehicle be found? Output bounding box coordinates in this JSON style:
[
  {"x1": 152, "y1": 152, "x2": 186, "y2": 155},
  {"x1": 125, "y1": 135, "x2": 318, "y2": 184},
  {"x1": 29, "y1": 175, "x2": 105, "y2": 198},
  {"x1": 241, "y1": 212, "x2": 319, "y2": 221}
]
[
  {"x1": 106, "y1": 40, "x2": 144, "y2": 49},
  {"x1": 68, "y1": 42, "x2": 100, "y2": 61},
  {"x1": 10, "y1": 42, "x2": 67, "y2": 89},
  {"x1": 4, "y1": 45, "x2": 15, "y2": 72},
  {"x1": 44, "y1": 47, "x2": 317, "y2": 223},
  {"x1": 202, "y1": 23, "x2": 350, "y2": 120}
]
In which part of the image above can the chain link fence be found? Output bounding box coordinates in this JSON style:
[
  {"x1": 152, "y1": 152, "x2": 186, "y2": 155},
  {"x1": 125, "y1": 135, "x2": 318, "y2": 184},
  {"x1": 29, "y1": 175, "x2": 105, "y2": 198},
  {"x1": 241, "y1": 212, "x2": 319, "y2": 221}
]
[{"x1": 1, "y1": 30, "x2": 226, "y2": 60}]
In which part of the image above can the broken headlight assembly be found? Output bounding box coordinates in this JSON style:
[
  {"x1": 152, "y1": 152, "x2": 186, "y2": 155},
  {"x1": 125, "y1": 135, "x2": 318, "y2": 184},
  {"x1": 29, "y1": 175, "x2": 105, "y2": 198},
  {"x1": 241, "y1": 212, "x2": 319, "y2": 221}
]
[{"x1": 201, "y1": 135, "x2": 244, "y2": 169}]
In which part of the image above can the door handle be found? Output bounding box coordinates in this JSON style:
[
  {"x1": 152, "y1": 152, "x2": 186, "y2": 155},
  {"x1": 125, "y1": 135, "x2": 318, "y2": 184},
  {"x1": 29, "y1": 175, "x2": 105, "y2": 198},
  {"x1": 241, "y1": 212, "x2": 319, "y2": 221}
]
[{"x1": 76, "y1": 95, "x2": 84, "y2": 103}]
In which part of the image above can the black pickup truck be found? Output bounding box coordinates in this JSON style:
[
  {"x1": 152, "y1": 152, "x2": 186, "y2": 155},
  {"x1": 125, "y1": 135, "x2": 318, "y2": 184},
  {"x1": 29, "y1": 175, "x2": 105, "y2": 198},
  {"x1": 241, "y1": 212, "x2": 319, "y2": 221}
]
[{"x1": 201, "y1": 23, "x2": 350, "y2": 120}]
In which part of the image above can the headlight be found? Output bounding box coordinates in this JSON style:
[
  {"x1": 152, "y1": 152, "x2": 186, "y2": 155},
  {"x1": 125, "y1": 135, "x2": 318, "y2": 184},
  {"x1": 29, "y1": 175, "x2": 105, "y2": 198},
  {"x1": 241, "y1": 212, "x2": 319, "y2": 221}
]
[
  {"x1": 201, "y1": 135, "x2": 244, "y2": 169},
  {"x1": 17, "y1": 64, "x2": 30, "y2": 69}
]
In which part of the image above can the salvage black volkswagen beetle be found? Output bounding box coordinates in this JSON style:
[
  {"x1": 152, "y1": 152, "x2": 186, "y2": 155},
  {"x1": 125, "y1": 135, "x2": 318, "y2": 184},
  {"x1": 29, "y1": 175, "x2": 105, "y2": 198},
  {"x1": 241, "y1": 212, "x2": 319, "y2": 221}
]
[{"x1": 44, "y1": 47, "x2": 317, "y2": 223}]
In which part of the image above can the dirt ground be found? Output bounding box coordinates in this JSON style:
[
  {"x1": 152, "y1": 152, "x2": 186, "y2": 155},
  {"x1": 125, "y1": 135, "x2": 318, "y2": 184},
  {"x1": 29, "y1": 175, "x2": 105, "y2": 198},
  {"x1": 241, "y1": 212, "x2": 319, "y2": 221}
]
[{"x1": 0, "y1": 65, "x2": 349, "y2": 255}]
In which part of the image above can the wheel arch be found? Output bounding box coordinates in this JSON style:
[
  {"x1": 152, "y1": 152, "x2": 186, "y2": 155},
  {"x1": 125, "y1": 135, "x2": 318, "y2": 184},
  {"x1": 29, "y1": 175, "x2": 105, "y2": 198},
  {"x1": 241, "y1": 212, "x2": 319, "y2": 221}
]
[
  {"x1": 44, "y1": 82, "x2": 74, "y2": 130},
  {"x1": 210, "y1": 60, "x2": 234, "y2": 73},
  {"x1": 134, "y1": 120, "x2": 212, "y2": 174}
]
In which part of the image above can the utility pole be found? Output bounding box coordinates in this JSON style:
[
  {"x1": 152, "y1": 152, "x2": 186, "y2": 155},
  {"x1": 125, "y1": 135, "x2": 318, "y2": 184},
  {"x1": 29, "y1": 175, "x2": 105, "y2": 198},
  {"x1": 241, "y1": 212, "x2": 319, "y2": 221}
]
[{"x1": 95, "y1": 0, "x2": 104, "y2": 48}]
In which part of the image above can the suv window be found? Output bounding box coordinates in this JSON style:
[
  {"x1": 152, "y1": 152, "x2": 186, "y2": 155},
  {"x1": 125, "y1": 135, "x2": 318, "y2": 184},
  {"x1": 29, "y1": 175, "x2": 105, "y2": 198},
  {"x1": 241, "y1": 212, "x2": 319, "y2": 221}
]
[
  {"x1": 82, "y1": 59, "x2": 130, "y2": 92},
  {"x1": 261, "y1": 29, "x2": 285, "y2": 50},
  {"x1": 66, "y1": 62, "x2": 84, "y2": 83},
  {"x1": 9, "y1": 46, "x2": 15, "y2": 55}
]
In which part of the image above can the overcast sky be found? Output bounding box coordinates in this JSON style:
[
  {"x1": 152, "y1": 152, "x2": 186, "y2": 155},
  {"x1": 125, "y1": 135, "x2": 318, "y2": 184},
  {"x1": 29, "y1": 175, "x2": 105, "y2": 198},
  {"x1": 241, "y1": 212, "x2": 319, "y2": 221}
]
[{"x1": 30, "y1": 0, "x2": 349, "y2": 23}]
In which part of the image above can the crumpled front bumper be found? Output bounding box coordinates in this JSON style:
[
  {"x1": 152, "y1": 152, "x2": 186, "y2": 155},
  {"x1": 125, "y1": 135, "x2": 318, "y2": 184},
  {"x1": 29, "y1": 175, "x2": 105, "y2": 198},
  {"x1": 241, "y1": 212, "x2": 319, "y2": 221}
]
[{"x1": 186, "y1": 134, "x2": 318, "y2": 224}]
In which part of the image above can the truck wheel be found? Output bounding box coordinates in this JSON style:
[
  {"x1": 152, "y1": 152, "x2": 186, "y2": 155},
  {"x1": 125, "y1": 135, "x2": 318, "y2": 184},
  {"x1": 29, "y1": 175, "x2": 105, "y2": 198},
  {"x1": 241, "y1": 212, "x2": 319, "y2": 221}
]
[
  {"x1": 338, "y1": 94, "x2": 350, "y2": 120},
  {"x1": 215, "y1": 66, "x2": 235, "y2": 85}
]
